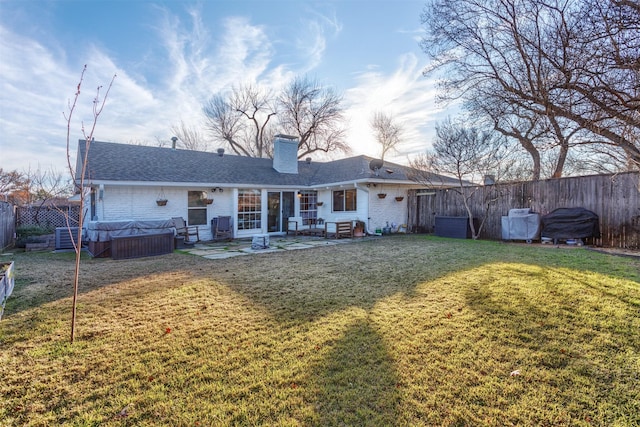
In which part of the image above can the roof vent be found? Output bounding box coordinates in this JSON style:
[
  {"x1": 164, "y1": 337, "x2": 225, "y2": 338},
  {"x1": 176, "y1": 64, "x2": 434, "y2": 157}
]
[
  {"x1": 305, "y1": 157, "x2": 312, "y2": 164},
  {"x1": 217, "y1": 148, "x2": 225, "y2": 157}
]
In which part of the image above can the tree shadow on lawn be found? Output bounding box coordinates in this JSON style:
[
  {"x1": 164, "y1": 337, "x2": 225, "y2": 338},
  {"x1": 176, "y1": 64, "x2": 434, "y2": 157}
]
[
  {"x1": 307, "y1": 315, "x2": 402, "y2": 426},
  {"x1": 210, "y1": 236, "x2": 496, "y2": 323},
  {"x1": 462, "y1": 262, "x2": 640, "y2": 424},
  {"x1": 3, "y1": 251, "x2": 207, "y2": 317},
  {"x1": 4, "y1": 237, "x2": 640, "y2": 424}
]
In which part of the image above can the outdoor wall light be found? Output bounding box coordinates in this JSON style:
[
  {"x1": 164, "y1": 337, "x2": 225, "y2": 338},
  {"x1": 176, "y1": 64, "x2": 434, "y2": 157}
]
[{"x1": 211, "y1": 187, "x2": 224, "y2": 193}]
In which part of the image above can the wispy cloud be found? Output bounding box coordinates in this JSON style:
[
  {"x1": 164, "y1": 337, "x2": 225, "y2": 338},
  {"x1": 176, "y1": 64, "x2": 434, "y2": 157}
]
[
  {"x1": 344, "y1": 52, "x2": 447, "y2": 162},
  {"x1": 1, "y1": 4, "x2": 448, "y2": 173},
  {"x1": 297, "y1": 8, "x2": 343, "y2": 72},
  {"x1": 0, "y1": 25, "x2": 78, "y2": 169}
]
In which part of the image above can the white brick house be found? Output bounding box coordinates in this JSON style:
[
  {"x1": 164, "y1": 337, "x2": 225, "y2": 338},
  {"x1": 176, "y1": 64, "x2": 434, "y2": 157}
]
[{"x1": 76, "y1": 136, "x2": 457, "y2": 240}]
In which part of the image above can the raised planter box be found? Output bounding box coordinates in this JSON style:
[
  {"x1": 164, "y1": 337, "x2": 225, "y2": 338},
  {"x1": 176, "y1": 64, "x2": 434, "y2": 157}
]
[{"x1": 1, "y1": 261, "x2": 15, "y2": 320}]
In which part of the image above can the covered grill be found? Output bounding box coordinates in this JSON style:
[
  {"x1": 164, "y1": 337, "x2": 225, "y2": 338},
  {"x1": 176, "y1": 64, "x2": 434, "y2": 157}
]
[
  {"x1": 501, "y1": 208, "x2": 541, "y2": 243},
  {"x1": 540, "y1": 207, "x2": 600, "y2": 244}
]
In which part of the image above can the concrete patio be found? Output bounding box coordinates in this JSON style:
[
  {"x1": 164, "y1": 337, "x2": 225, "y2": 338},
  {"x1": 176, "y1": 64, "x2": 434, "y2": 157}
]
[{"x1": 180, "y1": 234, "x2": 379, "y2": 260}]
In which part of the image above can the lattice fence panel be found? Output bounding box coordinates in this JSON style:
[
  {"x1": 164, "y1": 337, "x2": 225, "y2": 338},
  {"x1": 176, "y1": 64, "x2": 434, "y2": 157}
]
[{"x1": 17, "y1": 205, "x2": 81, "y2": 229}]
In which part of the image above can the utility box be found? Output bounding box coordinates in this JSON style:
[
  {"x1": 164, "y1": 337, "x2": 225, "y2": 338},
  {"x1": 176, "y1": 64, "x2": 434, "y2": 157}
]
[{"x1": 501, "y1": 208, "x2": 540, "y2": 242}]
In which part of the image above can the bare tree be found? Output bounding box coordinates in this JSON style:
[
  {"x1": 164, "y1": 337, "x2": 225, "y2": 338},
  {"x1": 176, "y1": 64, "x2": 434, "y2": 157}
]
[
  {"x1": 204, "y1": 76, "x2": 349, "y2": 159},
  {"x1": 64, "y1": 65, "x2": 116, "y2": 343},
  {"x1": 203, "y1": 83, "x2": 276, "y2": 157},
  {"x1": 169, "y1": 120, "x2": 209, "y2": 151},
  {"x1": 410, "y1": 118, "x2": 512, "y2": 239},
  {"x1": 278, "y1": 76, "x2": 349, "y2": 159},
  {"x1": 370, "y1": 111, "x2": 403, "y2": 161},
  {"x1": 25, "y1": 167, "x2": 70, "y2": 201},
  {"x1": 421, "y1": 0, "x2": 640, "y2": 173},
  {"x1": 0, "y1": 169, "x2": 28, "y2": 204},
  {"x1": 22, "y1": 166, "x2": 71, "y2": 227}
]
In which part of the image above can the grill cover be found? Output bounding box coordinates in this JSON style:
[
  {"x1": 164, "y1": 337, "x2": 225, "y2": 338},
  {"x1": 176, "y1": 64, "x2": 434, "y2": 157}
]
[
  {"x1": 540, "y1": 208, "x2": 600, "y2": 240},
  {"x1": 501, "y1": 208, "x2": 540, "y2": 241}
]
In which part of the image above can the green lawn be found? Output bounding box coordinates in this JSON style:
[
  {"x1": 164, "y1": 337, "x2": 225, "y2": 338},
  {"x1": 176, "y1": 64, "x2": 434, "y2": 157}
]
[{"x1": 1, "y1": 236, "x2": 639, "y2": 426}]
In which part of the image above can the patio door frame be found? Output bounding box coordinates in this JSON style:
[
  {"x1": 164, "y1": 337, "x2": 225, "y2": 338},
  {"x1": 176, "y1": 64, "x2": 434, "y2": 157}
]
[{"x1": 267, "y1": 191, "x2": 295, "y2": 233}]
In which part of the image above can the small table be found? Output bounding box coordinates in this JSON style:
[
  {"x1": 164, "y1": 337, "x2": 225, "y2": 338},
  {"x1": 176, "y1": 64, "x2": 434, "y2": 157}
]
[
  {"x1": 251, "y1": 234, "x2": 270, "y2": 249},
  {"x1": 303, "y1": 218, "x2": 325, "y2": 237}
]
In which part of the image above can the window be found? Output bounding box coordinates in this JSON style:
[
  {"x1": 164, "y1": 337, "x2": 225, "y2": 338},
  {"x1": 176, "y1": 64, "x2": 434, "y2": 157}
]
[
  {"x1": 299, "y1": 190, "x2": 318, "y2": 225},
  {"x1": 238, "y1": 189, "x2": 262, "y2": 230},
  {"x1": 188, "y1": 191, "x2": 208, "y2": 225},
  {"x1": 333, "y1": 189, "x2": 357, "y2": 212}
]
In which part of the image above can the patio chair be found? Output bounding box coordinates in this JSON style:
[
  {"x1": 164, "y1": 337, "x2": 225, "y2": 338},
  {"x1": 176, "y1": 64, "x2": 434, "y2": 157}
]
[
  {"x1": 287, "y1": 217, "x2": 303, "y2": 236},
  {"x1": 214, "y1": 215, "x2": 233, "y2": 241},
  {"x1": 172, "y1": 217, "x2": 200, "y2": 242}
]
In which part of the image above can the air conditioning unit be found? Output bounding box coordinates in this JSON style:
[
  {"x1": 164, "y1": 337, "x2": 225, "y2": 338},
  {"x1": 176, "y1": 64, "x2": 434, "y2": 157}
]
[{"x1": 55, "y1": 227, "x2": 79, "y2": 250}]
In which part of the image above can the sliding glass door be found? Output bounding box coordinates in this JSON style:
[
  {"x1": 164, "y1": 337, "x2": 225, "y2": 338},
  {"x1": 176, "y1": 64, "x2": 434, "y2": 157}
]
[{"x1": 267, "y1": 191, "x2": 295, "y2": 233}]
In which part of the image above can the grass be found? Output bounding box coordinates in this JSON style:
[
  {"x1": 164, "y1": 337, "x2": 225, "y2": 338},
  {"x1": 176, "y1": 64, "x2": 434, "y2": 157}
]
[{"x1": 0, "y1": 235, "x2": 639, "y2": 426}]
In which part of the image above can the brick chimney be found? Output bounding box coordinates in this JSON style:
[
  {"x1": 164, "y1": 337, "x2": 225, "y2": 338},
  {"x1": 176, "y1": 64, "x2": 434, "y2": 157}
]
[{"x1": 273, "y1": 134, "x2": 299, "y2": 174}]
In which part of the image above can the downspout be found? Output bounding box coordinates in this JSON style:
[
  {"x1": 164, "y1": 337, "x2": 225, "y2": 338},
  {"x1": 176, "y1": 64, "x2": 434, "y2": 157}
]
[{"x1": 356, "y1": 183, "x2": 381, "y2": 236}]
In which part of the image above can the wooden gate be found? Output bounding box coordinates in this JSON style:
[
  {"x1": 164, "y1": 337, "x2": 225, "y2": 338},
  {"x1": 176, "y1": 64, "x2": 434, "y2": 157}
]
[{"x1": 407, "y1": 190, "x2": 436, "y2": 233}]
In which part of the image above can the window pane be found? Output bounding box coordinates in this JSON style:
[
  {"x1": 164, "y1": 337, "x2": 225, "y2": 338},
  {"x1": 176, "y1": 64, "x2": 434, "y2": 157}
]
[
  {"x1": 345, "y1": 189, "x2": 357, "y2": 211},
  {"x1": 238, "y1": 189, "x2": 262, "y2": 230},
  {"x1": 300, "y1": 190, "x2": 317, "y2": 225},
  {"x1": 188, "y1": 191, "x2": 208, "y2": 225},
  {"x1": 333, "y1": 190, "x2": 344, "y2": 212},
  {"x1": 188, "y1": 191, "x2": 207, "y2": 207},
  {"x1": 188, "y1": 208, "x2": 207, "y2": 225}
]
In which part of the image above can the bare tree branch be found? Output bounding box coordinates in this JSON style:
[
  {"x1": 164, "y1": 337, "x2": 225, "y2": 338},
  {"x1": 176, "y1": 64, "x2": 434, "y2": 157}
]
[
  {"x1": 421, "y1": 0, "x2": 640, "y2": 174},
  {"x1": 65, "y1": 65, "x2": 116, "y2": 343},
  {"x1": 370, "y1": 111, "x2": 404, "y2": 161}
]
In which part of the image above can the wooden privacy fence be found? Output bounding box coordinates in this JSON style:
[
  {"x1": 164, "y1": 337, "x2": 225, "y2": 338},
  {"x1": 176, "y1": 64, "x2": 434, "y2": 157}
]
[
  {"x1": 0, "y1": 202, "x2": 16, "y2": 251},
  {"x1": 408, "y1": 172, "x2": 640, "y2": 249}
]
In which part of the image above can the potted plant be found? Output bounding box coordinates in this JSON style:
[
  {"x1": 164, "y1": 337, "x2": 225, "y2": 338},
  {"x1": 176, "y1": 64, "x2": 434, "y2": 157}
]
[
  {"x1": 156, "y1": 188, "x2": 168, "y2": 206},
  {"x1": 395, "y1": 196, "x2": 404, "y2": 202},
  {"x1": 204, "y1": 198, "x2": 214, "y2": 205},
  {"x1": 316, "y1": 201, "x2": 324, "y2": 206},
  {"x1": 353, "y1": 220, "x2": 366, "y2": 237},
  {"x1": 377, "y1": 193, "x2": 387, "y2": 199}
]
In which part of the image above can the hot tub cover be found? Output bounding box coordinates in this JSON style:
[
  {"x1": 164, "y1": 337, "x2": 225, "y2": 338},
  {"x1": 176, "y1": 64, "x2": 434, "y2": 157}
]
[
  {"x1": 540, "y1": 208, "x2": 600, "y2": 240},
  {"x1": 85, "y1": 219, "x2": 176, "y2": 241}
]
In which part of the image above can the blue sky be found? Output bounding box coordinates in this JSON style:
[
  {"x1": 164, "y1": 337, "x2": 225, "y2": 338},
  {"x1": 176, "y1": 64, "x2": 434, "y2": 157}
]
[{"x1": 0, "y1": 0, "x2": 450, "y2": 173}]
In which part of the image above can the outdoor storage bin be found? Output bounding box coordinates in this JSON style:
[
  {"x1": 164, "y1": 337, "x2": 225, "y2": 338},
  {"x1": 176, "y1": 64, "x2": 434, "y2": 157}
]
[{"x1": 435, "y1": 216, "x2": 475, "y2": 239}]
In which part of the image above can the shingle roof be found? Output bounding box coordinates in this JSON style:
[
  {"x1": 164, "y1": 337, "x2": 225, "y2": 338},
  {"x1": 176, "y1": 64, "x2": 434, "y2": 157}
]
[{"x1": 77, "y1": 140, "x2": 457, "y2": 187}]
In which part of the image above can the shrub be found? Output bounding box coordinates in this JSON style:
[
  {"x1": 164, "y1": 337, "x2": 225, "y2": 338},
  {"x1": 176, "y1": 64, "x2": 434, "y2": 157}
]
[
  {"x1": 16, "y1": 225, "x2": 54, "y2": 238},
  {"x1": 15, "y1": 225, "x2": 54, "y2": 248}
]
